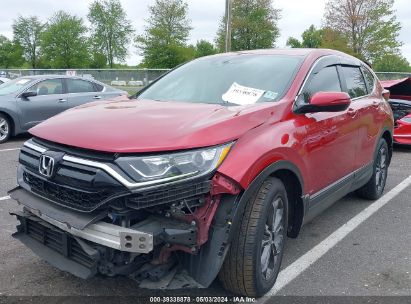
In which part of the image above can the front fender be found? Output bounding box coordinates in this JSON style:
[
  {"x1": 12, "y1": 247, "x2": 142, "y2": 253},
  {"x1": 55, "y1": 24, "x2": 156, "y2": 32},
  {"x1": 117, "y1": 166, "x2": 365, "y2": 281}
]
[{"x1": 218, "y1": 119, "x2": 309, "y2": 194}]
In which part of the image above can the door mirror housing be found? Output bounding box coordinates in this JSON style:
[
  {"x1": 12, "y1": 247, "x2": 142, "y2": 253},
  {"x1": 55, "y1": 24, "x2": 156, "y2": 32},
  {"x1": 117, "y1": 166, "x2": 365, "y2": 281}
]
[
  {"x1": 382, "y1": 89, "x2": 390, "y2": 101},
  {"x1": 295, "y1": 91, "x2": 351, "y2": 114},
  {"x1": 21, "y1": 91, "x2": 37, "y2": 99}
]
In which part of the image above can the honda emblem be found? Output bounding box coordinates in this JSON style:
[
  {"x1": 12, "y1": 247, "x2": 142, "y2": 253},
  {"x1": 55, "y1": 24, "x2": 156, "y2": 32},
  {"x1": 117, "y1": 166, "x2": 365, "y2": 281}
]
[{"x1": 39, "y1": 155, "x2": 55, "y2": 178}]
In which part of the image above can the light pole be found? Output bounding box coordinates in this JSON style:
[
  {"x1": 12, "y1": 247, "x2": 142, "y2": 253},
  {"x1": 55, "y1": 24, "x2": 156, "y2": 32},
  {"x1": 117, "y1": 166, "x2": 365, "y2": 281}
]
[{"x1": 225, "y1": 0, "x2": 232, "y2": 52}]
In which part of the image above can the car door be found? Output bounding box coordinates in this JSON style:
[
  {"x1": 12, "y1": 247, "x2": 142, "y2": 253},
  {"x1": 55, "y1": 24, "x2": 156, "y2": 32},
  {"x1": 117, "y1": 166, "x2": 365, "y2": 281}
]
[
  {"x1": 341, "y1": 65, "x2": 384, "y2": 170},
  {"x1": 65, "y1": 78, "x2": 103, "y2": 108},
  {"x1": 298, "y1": 59, "x2": 359, "y2": 197},
  {"x1": 18, "y1": 78, "x2": 67, "y2": 130}
]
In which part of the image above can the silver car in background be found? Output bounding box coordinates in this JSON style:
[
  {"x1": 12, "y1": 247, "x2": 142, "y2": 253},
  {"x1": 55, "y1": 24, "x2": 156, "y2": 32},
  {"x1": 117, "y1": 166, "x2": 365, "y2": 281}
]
[
  {"x1": 0, "y1": 77, "x2": 10, "y2": 84},
  {"x1": 0, "y1": 75, "x2": 127, "y2": 143}
]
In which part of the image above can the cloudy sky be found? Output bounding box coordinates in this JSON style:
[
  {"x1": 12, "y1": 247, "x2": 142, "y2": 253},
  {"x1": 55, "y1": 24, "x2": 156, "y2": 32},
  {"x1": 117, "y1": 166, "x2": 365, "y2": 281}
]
[{"x1": 0, "y1": 0, "x2": 410, "y2": 65}]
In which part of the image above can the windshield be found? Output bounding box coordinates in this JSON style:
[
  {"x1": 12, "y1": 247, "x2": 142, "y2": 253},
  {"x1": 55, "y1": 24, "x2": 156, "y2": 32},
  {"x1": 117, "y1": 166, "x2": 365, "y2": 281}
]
[
  {"x1": 138, "y1": 54, "x2": 303, "y2": 105},
  {"x1": 0, "y1": 78, "x2": 33, "y2": 96}
]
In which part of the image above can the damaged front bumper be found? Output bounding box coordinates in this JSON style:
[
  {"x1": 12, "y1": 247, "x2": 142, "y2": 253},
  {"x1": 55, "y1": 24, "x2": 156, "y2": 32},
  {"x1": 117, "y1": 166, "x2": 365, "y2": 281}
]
[{"x1": 10, "y1": 187, "x2": 154, "y2": 253}]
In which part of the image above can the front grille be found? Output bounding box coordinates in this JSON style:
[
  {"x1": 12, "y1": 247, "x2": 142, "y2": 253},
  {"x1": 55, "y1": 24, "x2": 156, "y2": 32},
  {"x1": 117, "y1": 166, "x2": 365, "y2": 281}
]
[
  {"x1": 23, "y1": 172, "x2": 117, "y2": 212},
  {"x1": 19, "y1": 215, "x2": 95, "y2": 268},
  {"x1": 19, "y1": 139, "x2": 128, "y2": 212},
  {"x1": 126, "y1": 180, "x2": 211, "y2": 210}
]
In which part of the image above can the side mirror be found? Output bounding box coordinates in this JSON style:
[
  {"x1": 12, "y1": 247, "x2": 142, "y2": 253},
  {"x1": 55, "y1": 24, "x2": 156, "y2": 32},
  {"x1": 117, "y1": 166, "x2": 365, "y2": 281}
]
[
  {"x1": 295, "y1": 91, "x2": 351, "y2": 114},
  {"x1": 382, "y1": 89, "x2": 390, "y2": 101},
  {"x1": 21, "y1": 91, "x2": 37, "y2": 99}
]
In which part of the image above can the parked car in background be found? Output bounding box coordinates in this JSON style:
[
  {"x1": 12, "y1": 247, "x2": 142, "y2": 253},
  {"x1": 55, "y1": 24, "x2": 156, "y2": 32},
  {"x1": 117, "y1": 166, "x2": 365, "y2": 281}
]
[
  {"x1": 0, "y1": 77, "x2": 10, "y2": 84},
  {"x1": 381, "y1": 77, "x2": 411, "y2": 145},
  {"x1": 10, "y1": 49, "x2": 393, "y2": 297},
  {"x1": 0, "y1": 75, "x2": 127, "y2": 143}
]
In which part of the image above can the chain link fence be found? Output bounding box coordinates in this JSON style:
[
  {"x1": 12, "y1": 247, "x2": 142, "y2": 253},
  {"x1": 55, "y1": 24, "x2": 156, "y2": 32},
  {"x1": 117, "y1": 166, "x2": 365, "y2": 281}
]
[
  {"x1": 0, "y1": 68, "x2": 171, "y2": 95},
  {"x1": 1, "y1": 69, "x2": 410, "y2": 94},
  {"x1": 375, "y1": 72, "x2": 411, "y2": 80}
]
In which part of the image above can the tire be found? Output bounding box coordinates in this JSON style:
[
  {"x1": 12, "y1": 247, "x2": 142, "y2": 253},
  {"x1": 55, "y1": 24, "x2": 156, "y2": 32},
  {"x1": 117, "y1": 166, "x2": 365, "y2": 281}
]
[
  {"x1": 356, "y1": 138, "x2": 389, "y2": 200},
  {"x1": 218, "y1": 177, "x2": 288, "y2": 297},
  {"x1": 0, "y1": 114, "x2": 11, "y2": 144}
]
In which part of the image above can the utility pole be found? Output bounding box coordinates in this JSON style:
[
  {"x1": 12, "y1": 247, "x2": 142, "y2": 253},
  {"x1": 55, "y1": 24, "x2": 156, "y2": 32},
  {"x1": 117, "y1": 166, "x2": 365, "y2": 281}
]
[{"x1": 225, "y1": 0, "x2": 232, "y2": 52}]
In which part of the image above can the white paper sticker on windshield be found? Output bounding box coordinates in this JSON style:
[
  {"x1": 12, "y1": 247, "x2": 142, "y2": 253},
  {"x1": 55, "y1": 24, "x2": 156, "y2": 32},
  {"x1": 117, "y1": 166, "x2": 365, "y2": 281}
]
[{"x1": 222, "y1": 82, "x2": 265, "y2": 106}]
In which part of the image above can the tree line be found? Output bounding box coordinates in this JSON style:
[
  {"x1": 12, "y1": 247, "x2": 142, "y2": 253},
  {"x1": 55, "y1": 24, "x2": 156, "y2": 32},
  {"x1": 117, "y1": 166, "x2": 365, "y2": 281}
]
[{"x1": 0, "y1": 0, "x2": 409, "y2": 72}]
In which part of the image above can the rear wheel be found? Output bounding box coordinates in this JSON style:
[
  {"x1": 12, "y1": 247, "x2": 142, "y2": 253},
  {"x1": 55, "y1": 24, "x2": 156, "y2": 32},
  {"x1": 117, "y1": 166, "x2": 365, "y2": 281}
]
[
  {"x1": 0, "y1": 114, "x2": 11, "y2": 144},
  {"x1": 356, "y1": 138, "x2": 389, "y2": 200},
  {"x1": 218, "y1": 177, "x2": 287, "y2": 297}
]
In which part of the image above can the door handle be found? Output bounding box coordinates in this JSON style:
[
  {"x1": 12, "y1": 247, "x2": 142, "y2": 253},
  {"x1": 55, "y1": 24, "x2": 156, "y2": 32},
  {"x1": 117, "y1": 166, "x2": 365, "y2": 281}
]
[
  {"x1": 347, "y1": 108, "x2": 357, "y2": 117},
  {"x1": 58, "y1": 98, "x2": 67, "y2": 103},
  {"x1": 93, "y1": 96, "x2": 102, "y2": 99}
]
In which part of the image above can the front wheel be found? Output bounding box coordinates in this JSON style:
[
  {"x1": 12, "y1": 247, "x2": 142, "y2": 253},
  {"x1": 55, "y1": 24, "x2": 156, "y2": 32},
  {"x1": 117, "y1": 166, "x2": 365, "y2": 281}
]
[
  {"x1": 356, "y1": 138, "x2": 389, "y2": 200},
  {"x1": 0, "y1": 114, "x2": 11, "y2": 144},
  {"x1": 218, "y1": 177, "x2": 288, "y2": 297}
]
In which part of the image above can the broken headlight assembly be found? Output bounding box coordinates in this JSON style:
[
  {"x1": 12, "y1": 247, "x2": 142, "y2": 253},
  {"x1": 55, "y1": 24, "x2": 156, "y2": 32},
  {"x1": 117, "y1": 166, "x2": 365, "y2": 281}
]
[{"x1": 115, "y1": 143, "x2": 233, "y2": 186}]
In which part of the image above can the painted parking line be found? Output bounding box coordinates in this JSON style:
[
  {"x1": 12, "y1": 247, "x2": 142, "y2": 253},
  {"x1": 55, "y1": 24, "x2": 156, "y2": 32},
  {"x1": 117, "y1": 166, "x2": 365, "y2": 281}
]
[
  {"x1": 262, "y1": 174, "x2": 411, "y2": 299},
  {"x1": 0, "y1": 148, "x2": 20, "y2": 153},
  {"x1": 0, "y1": 195, "x2": 10, "y2": 201}
]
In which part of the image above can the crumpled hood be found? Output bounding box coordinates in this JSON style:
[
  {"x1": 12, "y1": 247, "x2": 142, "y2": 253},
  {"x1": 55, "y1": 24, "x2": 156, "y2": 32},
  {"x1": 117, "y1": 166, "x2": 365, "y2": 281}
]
[{"x1": 30, "y1": 97, "x2": 274, "y2": 153}]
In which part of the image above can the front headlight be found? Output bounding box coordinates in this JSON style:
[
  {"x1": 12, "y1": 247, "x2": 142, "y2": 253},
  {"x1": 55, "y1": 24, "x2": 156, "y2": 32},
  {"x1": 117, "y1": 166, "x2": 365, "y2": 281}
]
[{"x1": 115, "y1": 143, "x2": 233, "y2": 185}]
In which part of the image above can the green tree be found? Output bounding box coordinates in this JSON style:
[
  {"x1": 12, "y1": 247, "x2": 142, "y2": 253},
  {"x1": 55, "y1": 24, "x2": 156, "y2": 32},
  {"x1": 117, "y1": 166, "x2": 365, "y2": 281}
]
[
  {"x1": 324, "y1": 0, "x2": 402, "y2": 62},
  {"x1": 320, "y1": 27, "x2": 355, "y2": 56},
  {"x1": 41, "y1": 11, "x2": 90, "y2": 68},
  {"x1": 287, "y1": 25, "x2": 323, "y2": 48},
  {"x1": 286, "y1": 37, "x2": 302, "y2": 48},
  {"x1": 0, "y1": 36, "x2": 24, "y2": 68},
  {"x1": 373, "y1": 54, "x2": 411, "y2": 72},
  {"x1": 195, "y1": 40, "x2": 217, "y2": 58},
  {"x1": 90, "y1": 52, "x2": 108, "y2": 68},
  {"x1": 88, "y1": 0, "x2": 134, "y2": 68},
  {"x1": 12, "y1": 16, "x2": 45, "y2": 68},
  {"x1": 216, "y1": 0, "x2": 281, "y2": 52},
  {"x1": 135, "y1": 0, "x2": 193, "y2": 68}
]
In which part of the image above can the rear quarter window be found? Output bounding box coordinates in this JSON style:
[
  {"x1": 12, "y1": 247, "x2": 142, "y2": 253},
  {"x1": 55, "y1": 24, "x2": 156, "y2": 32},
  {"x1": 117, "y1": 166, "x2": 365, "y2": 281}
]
[{"x1": 94, "y1": 82, "x2": 104, "y2": 92}]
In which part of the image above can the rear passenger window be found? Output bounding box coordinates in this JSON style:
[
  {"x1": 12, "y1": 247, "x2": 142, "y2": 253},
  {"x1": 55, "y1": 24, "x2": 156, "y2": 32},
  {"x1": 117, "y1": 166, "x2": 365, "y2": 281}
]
[
  {"x1": 342, "y1": 66, "x2": 368, "y2": 98},
  {"x1": 67, "y1": 79, "x2": 96, "y2": 93},
  {"x1": 303, "y1": 66, "x2": 341, "y2": 101},
  {"x1": 361, "y1": 67, "x2": 375, "y2": 94}
]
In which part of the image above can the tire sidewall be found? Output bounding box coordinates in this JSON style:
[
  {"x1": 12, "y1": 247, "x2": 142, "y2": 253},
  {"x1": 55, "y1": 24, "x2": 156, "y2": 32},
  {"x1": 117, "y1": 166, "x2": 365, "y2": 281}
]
[
  {"x1": 0, "y1": 114, "x2": 11, "y2": 144},
  {"x1": 254, "y1": 178, "x2": 288, "y2": 295}
]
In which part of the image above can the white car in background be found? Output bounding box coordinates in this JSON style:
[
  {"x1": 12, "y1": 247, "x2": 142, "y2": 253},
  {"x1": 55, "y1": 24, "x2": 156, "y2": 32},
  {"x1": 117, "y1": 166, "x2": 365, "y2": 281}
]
[{"x1": 0, "y1": 77, "x2": 10, "y2": 85}]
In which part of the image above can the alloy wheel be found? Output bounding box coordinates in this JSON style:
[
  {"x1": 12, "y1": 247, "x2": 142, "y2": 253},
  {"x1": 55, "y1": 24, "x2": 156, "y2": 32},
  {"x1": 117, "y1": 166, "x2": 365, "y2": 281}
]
[
  {"x1": 0, "y1": 118, "x2": 9, "y2": 141},
  {"x1": 375, "y1": 145, "x2": 388, "y2": 192},
  {"x1": 261, "y1": 196, "x2": 285, "y2": 281}
]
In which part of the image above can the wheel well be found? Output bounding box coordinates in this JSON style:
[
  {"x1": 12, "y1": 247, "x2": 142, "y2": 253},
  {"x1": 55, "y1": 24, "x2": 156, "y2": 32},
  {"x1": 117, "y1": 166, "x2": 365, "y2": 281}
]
[
  {"x1": 382, "y1": 130, "x2": 393, "y2": 165},
  {"x1": 271, "y1": 169, "x2": 304, "y2": 238},
  {"x1": 0, "y1": 111, "x2": 15, "y2": 136}
]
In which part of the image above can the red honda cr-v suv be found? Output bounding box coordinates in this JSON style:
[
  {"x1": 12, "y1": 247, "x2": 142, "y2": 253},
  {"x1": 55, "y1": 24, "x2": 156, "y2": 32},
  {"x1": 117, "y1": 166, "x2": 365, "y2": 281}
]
[{"x1": 10, "y1": 49, "x2": 393, "y2": 297}]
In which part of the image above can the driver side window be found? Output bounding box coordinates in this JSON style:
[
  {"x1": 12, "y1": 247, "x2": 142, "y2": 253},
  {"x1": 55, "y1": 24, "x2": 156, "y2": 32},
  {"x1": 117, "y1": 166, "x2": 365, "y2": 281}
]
[
  {"x1": 302, "y1": 66, "x2": 342, "y2": 102},
  {"x1": 29, "y1": 79, "x2": 63, "y2": 96}
]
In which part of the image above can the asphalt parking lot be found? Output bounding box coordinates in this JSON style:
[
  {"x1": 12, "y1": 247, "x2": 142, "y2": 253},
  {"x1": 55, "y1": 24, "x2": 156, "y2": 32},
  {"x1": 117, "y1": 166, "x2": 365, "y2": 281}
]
[{"x1": 0, "y1": 135, "x2": 410, "y2": 300}]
